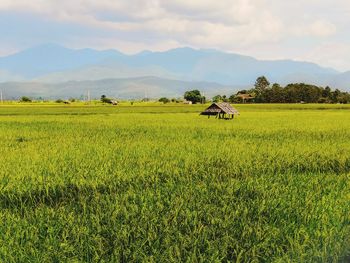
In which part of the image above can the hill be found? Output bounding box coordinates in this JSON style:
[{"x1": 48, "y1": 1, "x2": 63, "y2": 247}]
[{"x1": 0, "y1": 44, "x2": 349, "y2": 97}]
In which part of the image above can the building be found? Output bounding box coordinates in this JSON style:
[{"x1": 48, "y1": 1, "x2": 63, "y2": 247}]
[
  {"x1": 236, "y1": 93, "x2": 255, "y2": 103},
  {"x1": 200, "y1": 102, "x2": 239, "y2": 119}
]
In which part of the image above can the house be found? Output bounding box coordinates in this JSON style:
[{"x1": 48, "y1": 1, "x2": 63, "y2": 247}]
[
  {"x1": 236, "y1": 93, "x2": 255, "y2": 103},
  {"x1": 200, "y1": 102, "x2": 239, "y2": 120}
]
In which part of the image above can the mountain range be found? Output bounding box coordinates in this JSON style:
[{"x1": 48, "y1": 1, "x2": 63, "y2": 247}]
[{"x1": 0, "y1": 43, "x2": 349, "y2": 99}]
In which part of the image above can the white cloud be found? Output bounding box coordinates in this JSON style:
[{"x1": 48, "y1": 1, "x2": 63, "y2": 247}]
[
  {"x1": 0, "y1": 0, "x2": 282, "y2": 42},
  {"x1": 308, "y1": 20, "x2": 337, "y2": 37},
  {"x1": 291, "y1": 19, "x2": 337, "y2": 38},
  {"x1": 0, "y1": 0, "x2": 349, "y2": 69}
]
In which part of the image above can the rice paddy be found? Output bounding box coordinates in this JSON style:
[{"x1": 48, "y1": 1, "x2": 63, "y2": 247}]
[{"x1": 0, "y1": 103, "x2": 350, "y2": 262}]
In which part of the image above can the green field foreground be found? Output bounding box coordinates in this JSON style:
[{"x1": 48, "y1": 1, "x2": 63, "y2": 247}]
[{"x1": 0, "y1": 103, "x2": 350, "y2": 262}]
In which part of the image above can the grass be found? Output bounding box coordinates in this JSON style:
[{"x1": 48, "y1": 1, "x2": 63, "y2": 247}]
[{"x1": 0, "y1": 103, "x2": 350, "y2": 262}]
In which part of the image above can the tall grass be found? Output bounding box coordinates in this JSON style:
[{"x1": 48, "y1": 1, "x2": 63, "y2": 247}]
[{"x1": 0, "y1": 104, "x2": 349, "y2": 262}]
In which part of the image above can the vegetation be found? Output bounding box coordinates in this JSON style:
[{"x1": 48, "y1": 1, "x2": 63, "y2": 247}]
[
  {"x1": 212, "y1": 76, "x2": 350, "y2": 104},
  {"x1": 19, "y1": 96, "x2": 32, "y2": 102},
  {"x1": 254, "y1": 76, "x2": 270, "y2": 91},
  {"x1": 0, "y1": 103, "x2": 349, "y2": 262},
  {"x1": 184, "y1": 89, "x2": 206, "y2": 104},
  {"x1": 212, "y1": 94, "x2": 228, "y2": 103},
  {"x1": 100, "y1": 94, "x2": 113, "y2": 104},
  {"x1": 171, "y1": 98, "x2": 181, "y2": 103},
  {"x1": 158, "y1": 97, "x2": 170, "y2": 104},
  {"x1": 250, "y1": 82, "x2": 350, "y2": 103}
]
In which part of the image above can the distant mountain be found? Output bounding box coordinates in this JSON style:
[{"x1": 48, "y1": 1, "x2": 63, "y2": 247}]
[
  {"x1": 0, "y1": 69, "x2": 24, "y2": 82},
  {"x1": 0, "y1": 44, "x2": 124, "y2": 79},
  {"x1": 0, "y1": 44, "x2": 349, "y2": 97},
  {"x1": 330, "y1": 71, "x2": 350, "y2": 89},
  {"x1": 35, "y1": 62, "x2": 179, "y2": 82},
  {"x1": 0, "y1": 77, "x2": 235, "y2": 99}
]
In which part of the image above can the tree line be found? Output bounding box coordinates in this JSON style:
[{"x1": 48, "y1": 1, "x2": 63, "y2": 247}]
[
  {"x1": 210, "y1": 76, "x2": 350, "y2": 104},
  {"x1": 12, "y1": 76, "x2": 350, "y2": 104}
]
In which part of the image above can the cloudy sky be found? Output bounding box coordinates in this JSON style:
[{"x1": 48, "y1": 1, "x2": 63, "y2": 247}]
[{"x1": 0, "y1": 0, "x2": 349, "y2": 71}]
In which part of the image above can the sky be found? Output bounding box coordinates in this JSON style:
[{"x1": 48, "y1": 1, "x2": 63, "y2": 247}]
[{"x1": 0, "y1": 0, "x2": 350, "y2": 71}]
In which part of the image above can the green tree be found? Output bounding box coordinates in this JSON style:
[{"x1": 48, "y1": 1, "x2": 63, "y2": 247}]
[
  {"x1": 240, "y1": 79, "x2": 350, "y2": 104},
  {"x1": 331, "y1": 89, "x2": 341, "y2": 103},
  {"x1": 184, "y1": 90, "x2": 204, "y2": 104},
  {"x1": 269, "y1": 83, "x2": 284, "y2": 103},
  {"x1": 322, "y1": 86, "x2": 331, "y2": 98},
  {"x1": 100, "y1": 95, "x2": 112, "y2": 104},
  {"x1": 254, "y1": 76, "x2": 270, "y2": 102},
  {"x1": 212, "y1": 95, "x2": 222, "y2": 103},
  {"x1": 255, "y1": 76, "x2": 270, "y2": 91},
  {"x1": 159, "y1": 97, "x2": 170, "y2": 104},
  {"x1": 20, "y1": 96, "x2": 32, "y2": 102},
  {"x1": 229, "y1": 94, "x2": 241, "y2": 103}
]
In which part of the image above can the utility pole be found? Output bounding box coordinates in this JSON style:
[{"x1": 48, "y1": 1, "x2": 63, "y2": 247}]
[
  {"x1": 87, "y1": 90, "x2": 90, "y2": 103},
  {"x1": 0, "y1": 90, "x2": 3, "y2": 104}
]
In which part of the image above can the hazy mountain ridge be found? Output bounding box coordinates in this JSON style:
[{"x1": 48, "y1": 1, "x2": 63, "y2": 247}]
[
  {"x1": 0, "y1": 44, "x2": 124, "y2": 79},
  {"x1": 0, "y1": 44, "x2": 349, "y2": 98}
]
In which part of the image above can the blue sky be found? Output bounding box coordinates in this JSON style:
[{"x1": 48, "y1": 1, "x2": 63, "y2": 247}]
[{"x1": 0, "y1": 0, "x2": 349, "y2": 71}]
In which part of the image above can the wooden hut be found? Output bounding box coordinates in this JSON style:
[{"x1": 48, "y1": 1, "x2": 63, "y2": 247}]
[
  {"x1": 236, "y1": 93, "x2": 255, "y2": 103},
  {"x1": 200, "y1": 102, "x2": 239, "y2": 119}
]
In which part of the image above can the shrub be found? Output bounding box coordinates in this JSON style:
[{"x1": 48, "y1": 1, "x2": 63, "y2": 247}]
[
  {"x1": 19, "y1": 96, "x2": 32, "y2": 102},
  {"x1": 184, "y1": 90, "x2": 205, "y2": 104},
  {"x1": 159, "y1": 97, "x2": 170, "y2": 104},
  {"x1": 101, "y1": 95, "x2": 112, "y2": 104}
]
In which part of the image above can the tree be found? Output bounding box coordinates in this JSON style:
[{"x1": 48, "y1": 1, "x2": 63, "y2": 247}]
[
  {"x1": 229, "y1": 94, "x2": 241, "y2": 103},
  {"x1": 236, "y1": 79, "x2": 350, "y2": 104},
  {"x1": 184, "y1": 90, "x2": 204, "y2": 104},
  {"x1": 255, "y1": 76, "x2": 270, "y2": 91},
  {"x1": 269, "y1": 83, "x2": 284, "y2": 103},
  {"x1": 212, "y1": 95, "x2": 222, "y2": 103},
  {"x1": 159, "y1": 97, "x2": 170, "y2": 104},
  {"x1": 254, "y1": 76, "x2": 270, "y2": 102},
  {"x1": 20, "y1": 96, "x2": 32, "y2": 102},
  {"x1": 331, "y1": 89, "x2": 341, "y2": 103},
  {"x1": 322, "y1": 86, "x2": 331, "y2": 98},
  {"x1": 101, "y1": 95, "x2": 112, "y2": 104},
  {"x1": 171, "y1": 98, "x2": 181, "y2": 103}
]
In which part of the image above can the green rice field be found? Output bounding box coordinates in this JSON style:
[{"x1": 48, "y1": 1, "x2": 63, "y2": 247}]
[{"x1": 0, "y1": 103, "x2": 350, "y2": 262}]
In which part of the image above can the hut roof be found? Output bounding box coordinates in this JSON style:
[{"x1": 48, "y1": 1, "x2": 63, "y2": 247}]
[
  {"x1": 236, "y1": 93, "x2": 254, "y2": 99},
  {"x1": 201, "y1": 102, "x2": 239, "y2": 115}
]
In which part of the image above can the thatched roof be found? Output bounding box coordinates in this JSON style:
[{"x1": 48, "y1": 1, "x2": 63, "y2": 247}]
[
  {"x1": 236, "y1": 94, "x2": 254, "y2": 99},
  {"x1": 201, "y1": 102, "x2": 239, "y2": 115}
]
